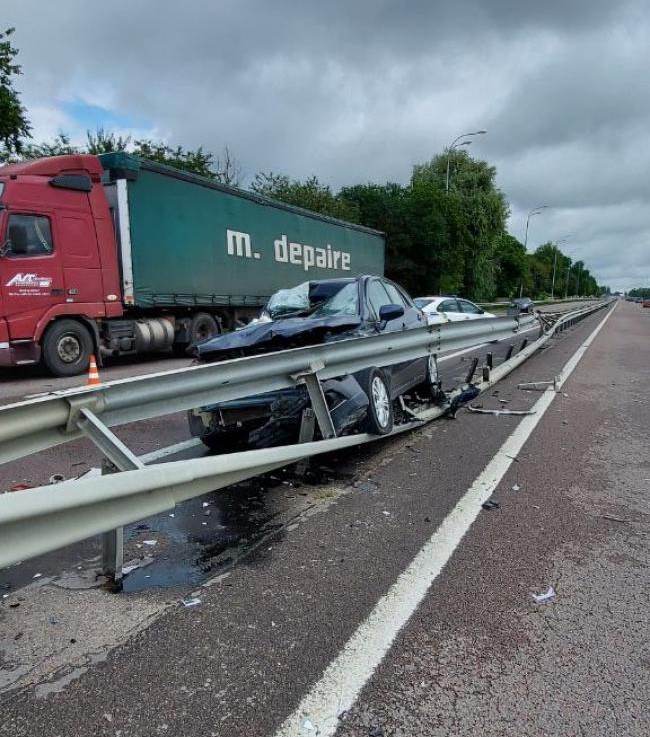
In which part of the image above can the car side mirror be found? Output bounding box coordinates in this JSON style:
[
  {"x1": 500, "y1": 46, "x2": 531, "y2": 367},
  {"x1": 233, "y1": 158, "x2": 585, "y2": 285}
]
[{"x1": 378, "y1": 304, "x2": 404, "y2": 323}]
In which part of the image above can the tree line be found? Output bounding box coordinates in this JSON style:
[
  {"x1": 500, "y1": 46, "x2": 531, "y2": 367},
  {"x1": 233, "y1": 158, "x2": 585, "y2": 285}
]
[{"x1": 1, "y1": 27, "x2": 606, "y2": 301}]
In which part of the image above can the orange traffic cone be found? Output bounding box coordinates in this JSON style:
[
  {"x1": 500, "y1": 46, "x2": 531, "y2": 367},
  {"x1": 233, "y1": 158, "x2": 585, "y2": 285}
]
[{"x1": 86, "y1": 354, "x2": 101, "y2": 386}]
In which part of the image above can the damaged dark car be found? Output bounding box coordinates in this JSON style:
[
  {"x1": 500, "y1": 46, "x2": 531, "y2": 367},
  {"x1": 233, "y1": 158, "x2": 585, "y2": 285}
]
[{"x1": 188, "y1": 276, "x2": 439, "y2": 451}]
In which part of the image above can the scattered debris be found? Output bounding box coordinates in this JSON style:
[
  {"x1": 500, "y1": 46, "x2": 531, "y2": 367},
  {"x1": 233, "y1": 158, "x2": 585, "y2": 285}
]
[
  {"x1": 48, "y1": 616, "x2": 59, "y2": 625},
  {"x1": 518, "y1": 377, "x2": 559, "y2": 392},
  {"x1": 602, "y1": 514, "x2": 632, "y2": 524},
  {"x1": 48, "y1": 474, "x2": 66, "y2": 484},
  {"x1": 448, "y1": 386, "x2": 481, "y2": 418},
  {"x1": 468, "y1": 405, "x2": 536, "y2": 416},
  {"x1": 76, "y1": 467, "x2": 102, "y2": 480},
  {"x1": 481, "y1": 500, "x2": 500, "y2": 511},
  {"x1": 512, "y1": 484, "x2": 520, "y2": 491},
  {"x1": 121, "y1": 564, "x2": 139, "y2": 575},
  {"x1": 498, "y1": 399, "x2": 510, "y2": 404},
  {"x1": 169, "y1": 513, "x2": 175, "y2": 518},
  {"x1": 181, "y1": 597, "x2": 202, "y2": 607},
  {"x1": 8, "y1": 483, "x2": 33, "y2": 492},
  {"x1": 33, "y1": 573, "x2": 42, "y2": 579},
  {"x1": 532, "y1": 586, "x2": 555, "y2": 603},
  {"x1": 202, "y1": 502, "x2": 210, "y2": 508},
  {"x1": 382, "y1": 510, "x2": 391, "y2": 516},
  {"x1": 303, "y1": 720, "x2": 316, "y2": 732},
  {"x1": 142, "y1": 540, "x2": 157, "y2": 546}
]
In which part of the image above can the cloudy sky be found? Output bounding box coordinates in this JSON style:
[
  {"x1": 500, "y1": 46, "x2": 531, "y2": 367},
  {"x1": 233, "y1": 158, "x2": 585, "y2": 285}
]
[{"x1": 5, "y1": 0, "x2": 650, "y2": 291}]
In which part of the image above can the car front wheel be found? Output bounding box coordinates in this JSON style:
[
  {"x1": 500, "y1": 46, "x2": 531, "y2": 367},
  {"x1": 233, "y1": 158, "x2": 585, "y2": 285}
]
[{"x1": 361, "y1": 368, "x2": 394, "y2": 435}]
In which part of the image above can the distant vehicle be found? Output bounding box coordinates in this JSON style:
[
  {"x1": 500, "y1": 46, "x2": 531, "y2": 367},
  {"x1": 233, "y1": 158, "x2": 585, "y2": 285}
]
[
  {"x1": 0, "y1": 154, "x2": 384, "y2": 376},
  {"x1": 642, "y1": 299, "x2": 650, "y2": 308},
  {"x1": 188, "y1": 275, "x2": 439, "y2": 450},
  {"x1": 414, "y1": 296, "x2": 496, "y2": 325},
  {"x1": 509, "y1": 297, "x2": 535, "y2": 313}
]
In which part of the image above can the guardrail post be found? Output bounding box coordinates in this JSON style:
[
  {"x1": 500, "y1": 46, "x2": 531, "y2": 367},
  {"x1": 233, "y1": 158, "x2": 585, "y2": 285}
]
[
  {"x1": 486, "y1": 352, "x2": 493, "y2": 369},
  {"x1": 291, "y1": 362, "x2": 336, "y2": 440},
  {"x1": 294, "y1": 408, "x2": 317, "y2": 476},
  {"x1": 482, "y1": 366, "x2": 491, "y2": 382},
  {"x1": 75, "y1": 408, "x2": 145, "y2": 588},
  {"x1": 519, "y1": 337, "x2": 528, "y2": 352},
  {"x1": 101, "y1": 460, "x2": 124, "y2": 587},
  {"x1": 465, "y1": 357, "x2": 479, "y2": 384},
  {"x1": 504, "y1": 344, "x2": 514, "y2": 361}
]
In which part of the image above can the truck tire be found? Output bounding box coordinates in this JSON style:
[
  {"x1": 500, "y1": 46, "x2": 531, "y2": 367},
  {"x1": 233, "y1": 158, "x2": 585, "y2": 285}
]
[
  {"x1": 42, "y1": 319, "x2": 93, "y2": 377},
  {"x1": 359, "y1": 368, "x2": 394, "y2": 435},
  {"x1": 189, "y1": 313, "x2": 219, "y2": 346}
]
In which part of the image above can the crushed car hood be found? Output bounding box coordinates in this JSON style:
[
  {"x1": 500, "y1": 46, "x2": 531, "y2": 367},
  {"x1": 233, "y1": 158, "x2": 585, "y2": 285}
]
[{"x1": 195, "y1": 315, "x2": 364, "y2": 361}]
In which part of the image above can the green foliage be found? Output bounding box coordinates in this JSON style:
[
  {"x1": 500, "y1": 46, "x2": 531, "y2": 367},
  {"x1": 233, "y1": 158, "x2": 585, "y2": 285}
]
[
  {"x1": 493, "y1": 233, "x2": 529, "y2": 297},
  {"x1": 0, "y1": 28, "x2": 31, "y2": 156},
  {"x1": 628, "y1": 287, "x2": 650, "y2": 299},
  {"x1": 251, "y1": 172, "x2": 360, "y2": 222}
]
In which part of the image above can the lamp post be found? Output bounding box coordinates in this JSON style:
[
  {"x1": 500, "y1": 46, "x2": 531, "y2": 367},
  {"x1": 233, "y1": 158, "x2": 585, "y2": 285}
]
[
  {"x1": 445, "y1": 130, "x2": 487, "y2": 192},
  {"x1": 551, "y1": 235, "x2": 572, "y2": 300},
  {"x1": 523, "y1": 205, "x2": 548, "y2": 249}
]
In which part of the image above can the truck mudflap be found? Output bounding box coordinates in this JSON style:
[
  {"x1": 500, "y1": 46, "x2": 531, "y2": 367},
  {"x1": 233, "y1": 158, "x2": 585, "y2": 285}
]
[{"x1": 0, "y1": 339, "x2": 40, "y2": 367}]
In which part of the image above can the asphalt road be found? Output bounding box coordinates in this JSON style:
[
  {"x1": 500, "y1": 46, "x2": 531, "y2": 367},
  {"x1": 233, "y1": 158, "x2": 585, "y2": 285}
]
[{"x1": 2, "y1": 299, "x2": 648, "y2": 737}]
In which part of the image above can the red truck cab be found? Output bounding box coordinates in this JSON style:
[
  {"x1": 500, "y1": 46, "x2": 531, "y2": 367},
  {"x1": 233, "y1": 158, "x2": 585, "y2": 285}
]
[{"x1": 0, "y1": 155, "x2": 122, "y2": 373}]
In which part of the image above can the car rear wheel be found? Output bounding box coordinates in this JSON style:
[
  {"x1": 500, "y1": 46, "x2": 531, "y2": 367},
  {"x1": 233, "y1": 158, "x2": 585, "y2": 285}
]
[{"x1": 361, "y1": 368, "x2": 393, "y2": 435}]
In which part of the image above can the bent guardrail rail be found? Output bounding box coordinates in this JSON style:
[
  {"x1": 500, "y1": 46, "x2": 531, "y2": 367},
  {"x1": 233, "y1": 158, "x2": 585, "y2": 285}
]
[
  {"x1": 0, "y1": 314, "x2": 535, "y2": 464},
  {"x1": 0, "y1": 300, "x2": 612, "y2": 577}
]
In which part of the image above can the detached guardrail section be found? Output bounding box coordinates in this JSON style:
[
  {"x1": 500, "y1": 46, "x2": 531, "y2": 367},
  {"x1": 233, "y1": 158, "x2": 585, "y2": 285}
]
[{"x1": 0, "y1": 301, "x2": 612, "y2": 579}]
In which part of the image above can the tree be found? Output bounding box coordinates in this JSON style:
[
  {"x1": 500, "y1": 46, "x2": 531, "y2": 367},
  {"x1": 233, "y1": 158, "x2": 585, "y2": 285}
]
[
  {"x1": 493, "y1": 233, "x2": 529, "y2": 297},
  {"x1": 412, "y1": 151, "x2": 508, "y2": 300},
  {"x1": 0, "y1": 27, "x2": 31, "y2": 156},
  {"x1": 251, "y1": 172, "x2": 360, "y2": 222}
]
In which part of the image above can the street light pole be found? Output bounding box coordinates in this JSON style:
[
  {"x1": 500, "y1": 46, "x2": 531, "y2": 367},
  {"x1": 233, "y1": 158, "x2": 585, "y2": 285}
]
[
  {"x1": 445, "y1": 130, "x2": 487, "y2": 193},
  {"x1": 551, "y1": 235, "x2": 572, "y2": 300},
  {"x1": 523, "y1": 205, "x2": 548, "y2": 249}
]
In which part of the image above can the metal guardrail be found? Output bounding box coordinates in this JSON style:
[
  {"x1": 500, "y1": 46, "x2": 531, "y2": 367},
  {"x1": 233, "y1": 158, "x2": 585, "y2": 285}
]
[
  {"x1": 0, "y1": 301, "x2": 611, "y2": 576},
  {"x1": 0, "y1": 314, "x2": 534, "y2": 464}
]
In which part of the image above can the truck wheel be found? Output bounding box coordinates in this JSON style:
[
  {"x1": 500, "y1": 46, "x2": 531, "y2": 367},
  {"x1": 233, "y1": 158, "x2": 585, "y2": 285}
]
[
  {"x1": 189, "y1": 313, "x2": 219, "y2": 346},
  {"x1": 360, "y1": 368, "x2": 394, "y2": 435},
  {"x1": 42, "y1": 319, "x2": 93, "y2": 377}
]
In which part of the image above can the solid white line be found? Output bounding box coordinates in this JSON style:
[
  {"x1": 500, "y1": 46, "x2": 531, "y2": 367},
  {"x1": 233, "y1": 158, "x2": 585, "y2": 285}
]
[
  {"x1": 274, "y1": 303, "x2": 616, "y2": 737},
  {"x1": 139, "y1": 438, "x2": 203, "y2": 464}
]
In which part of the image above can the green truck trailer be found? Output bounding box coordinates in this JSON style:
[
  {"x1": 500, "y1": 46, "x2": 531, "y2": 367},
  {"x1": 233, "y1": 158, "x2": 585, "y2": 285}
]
[{"x1": 0, "y1": 152, "x2": 385, "y2": 374}]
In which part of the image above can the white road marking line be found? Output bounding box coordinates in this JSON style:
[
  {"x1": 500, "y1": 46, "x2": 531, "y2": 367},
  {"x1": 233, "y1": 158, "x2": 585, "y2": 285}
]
[
  {"x1": 139, "y1": 438, "x2": 203, "y2": 464},
  {"x1": 274, "y1": 303, "x2": 615, "y2": 737}
]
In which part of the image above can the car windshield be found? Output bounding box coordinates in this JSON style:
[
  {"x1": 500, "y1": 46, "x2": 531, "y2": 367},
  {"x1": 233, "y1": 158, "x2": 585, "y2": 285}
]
[
  {"x1": 414, "y1": 298, "x2": 433, "y2": 309},
  {"x1": 311, "y1": 282, "x2": 359, "y2": 317},
  {"x1": 267, "y1": 283, "x2": 311, "y2": 318},
  {"x1": 266, "y1": 281, "x2": 359, "y2": 319}
]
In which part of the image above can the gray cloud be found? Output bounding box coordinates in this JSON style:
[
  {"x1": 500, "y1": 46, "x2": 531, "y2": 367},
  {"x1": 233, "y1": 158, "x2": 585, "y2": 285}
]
[{"x1": 4, "y1": 0, "x2": 649, "y2": 290}]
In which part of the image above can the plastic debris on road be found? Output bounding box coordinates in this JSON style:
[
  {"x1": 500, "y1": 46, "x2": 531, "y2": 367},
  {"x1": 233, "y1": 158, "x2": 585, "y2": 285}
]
[
  {"x1": 468, "y1": 405, "x2": 536, "y2": 416},
  {"x1": 75, "y1": 467, "x2": 102, "y2": 480},
  {"x1": 142, "y1": 540, "x2": 157, "y2": 546},
  {"x1": 122, "y1": 564, "x2": 139, "y2": 575},
  {"x1": 181, "y1": 597, "x2": 202, "y2": 607},
  {"x1": 512, "y1": 484, "x2": 521, "y2": 491},
  {"x1": 303, "y1": 719, "x2": 316, "y2": 732},
  {"x1": 481, "y1": 500, "x2": 500, "y2": 511},
  {"x1": 532, "y1": 586, "x2": 555, "y2": 603},
  {"x1": 48, "y1": 474, "x2": 65, "y2": 484}
]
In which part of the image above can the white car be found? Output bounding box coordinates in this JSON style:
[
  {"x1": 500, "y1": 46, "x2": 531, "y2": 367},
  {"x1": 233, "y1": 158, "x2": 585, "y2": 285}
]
[{"x1": 414, "y1": 296, "x2": 496, "y2": 325}]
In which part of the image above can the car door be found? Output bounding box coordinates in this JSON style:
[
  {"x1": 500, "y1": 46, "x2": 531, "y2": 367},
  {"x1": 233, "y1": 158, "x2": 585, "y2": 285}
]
[
  {"x1": 438, "y1": 298, "x2": 463, "y2": 321},
  {"x1": 457, "y1": 299, "x2": 485, "y2": 320},
  {"x1": 382, "y1": 279, "x2": 427, "y2": 389},
  {"x1": 364, "y1": 278, "x2": 406, "y2": 393}
]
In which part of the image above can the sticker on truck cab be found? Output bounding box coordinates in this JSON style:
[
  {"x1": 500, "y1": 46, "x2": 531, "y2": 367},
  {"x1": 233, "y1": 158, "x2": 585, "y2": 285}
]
[
  {"x1": 226, "y1": 229, "x2": 351, "y2": 273},
  {"x1": 4, "y1": 272, "x2": 53, "y2": 295}
]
